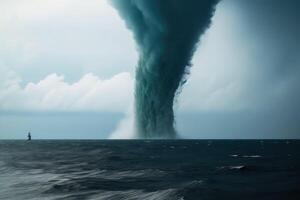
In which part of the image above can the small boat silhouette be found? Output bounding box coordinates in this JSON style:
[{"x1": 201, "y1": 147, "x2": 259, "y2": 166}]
[{"x1": 27, "y1": 132, "x2": 31, "y2": 141}]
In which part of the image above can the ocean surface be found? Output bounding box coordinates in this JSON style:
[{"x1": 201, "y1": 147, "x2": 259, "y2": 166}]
[{"x1": 0, "y1": 140, "x2": 299, "y2": 200}]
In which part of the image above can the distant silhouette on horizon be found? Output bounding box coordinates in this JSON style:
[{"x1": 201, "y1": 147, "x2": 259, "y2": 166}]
[{"x1": 27, "y1": 132, "x2": 31, "y2": 141}]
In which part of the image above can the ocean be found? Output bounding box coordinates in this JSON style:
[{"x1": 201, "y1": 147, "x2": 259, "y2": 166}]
[{"x1": 0, "y1": 140, "x2": 299, "y2": 200}]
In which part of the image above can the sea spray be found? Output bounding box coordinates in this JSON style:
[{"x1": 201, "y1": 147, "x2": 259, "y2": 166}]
[{"x1": 111, "y1": 0, "x2": 218, "y2": 138}]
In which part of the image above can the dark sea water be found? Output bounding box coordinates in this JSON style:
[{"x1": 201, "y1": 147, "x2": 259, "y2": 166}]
[{"x1": 0, "y1": 140, "x2": 299, "y2": 200}]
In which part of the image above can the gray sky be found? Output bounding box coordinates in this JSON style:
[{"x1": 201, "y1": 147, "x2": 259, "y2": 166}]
[{"x1": 0, "y1": 0, "x2": 299, "y2": 139}]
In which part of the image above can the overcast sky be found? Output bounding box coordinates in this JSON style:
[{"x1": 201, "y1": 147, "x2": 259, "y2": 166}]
[{"x1": 0, "y1": 0, "x2": 299, "y2": 139}]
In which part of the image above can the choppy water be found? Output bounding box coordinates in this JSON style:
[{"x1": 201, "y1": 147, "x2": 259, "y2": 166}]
[{"x1": 0, "y1": 140, "x2": 299, "y2": 200}]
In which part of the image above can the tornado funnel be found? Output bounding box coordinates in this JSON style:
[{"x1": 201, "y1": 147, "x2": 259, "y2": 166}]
[{"x1": 111, "y1": 0, "x2": 218, "y2": 138}]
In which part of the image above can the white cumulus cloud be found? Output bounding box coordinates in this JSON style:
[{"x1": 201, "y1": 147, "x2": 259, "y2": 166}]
[{"x1": 0, "y1": 71, "x2": 134, "y2": 112}]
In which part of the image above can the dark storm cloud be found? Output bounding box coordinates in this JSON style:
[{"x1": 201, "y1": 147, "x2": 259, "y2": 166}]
[
  {"x1": 222, "y1": 0, "x2": 300, "y2": 112},
  {"x1": 177, "y1": 0, "x2": 300, "y2": 138},
  {"x1": 232, "y1": 0, "x2": 300, "y2": 75}
]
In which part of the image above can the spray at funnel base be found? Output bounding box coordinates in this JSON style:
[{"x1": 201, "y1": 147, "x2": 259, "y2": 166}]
[{"x1": 111, "y1": 0, "x2": 218, "y2": 138}]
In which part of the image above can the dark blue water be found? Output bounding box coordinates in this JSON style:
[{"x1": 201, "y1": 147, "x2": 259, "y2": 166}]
[{"x1": 0, "y1": 140, "x2": 299, "y2": 200}]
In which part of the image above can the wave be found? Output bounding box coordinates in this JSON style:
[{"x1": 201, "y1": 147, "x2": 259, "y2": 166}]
[
  {"x1": 63, "y1": 169, "x2": 166, "y2": 181},
  {"x1": 44, "y1": 175, "x2": 204, "y2": 200},
  {"x1": 242, "y1": 155, "x2": 262, "y2": 158},
  {"x1": 87, "y1": 180, "x2": 204, "y2": 200},
  {"x1": 217, "y1": 165, "x2": 249, "y2": 171},
  {"x1": 230, "y1": 154, "x2": 262, "y2": 158},
  {"x1": 88, "y1": 189, "x2": 178, "y2": 200},
  {"x1": 229, "y1": 165, "x2": 247, "y2": 170}
]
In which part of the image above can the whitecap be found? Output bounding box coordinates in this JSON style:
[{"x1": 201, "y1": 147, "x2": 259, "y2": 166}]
[
  {"x1": 229, "y1": 165, "x2": 246, "y2": 170},
  {"x1": 242, "y1": 155, "x2": 261, "y2": 158},
  {"x1": 217, "y1": 165, "x2": 247, "y2": 171}
]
